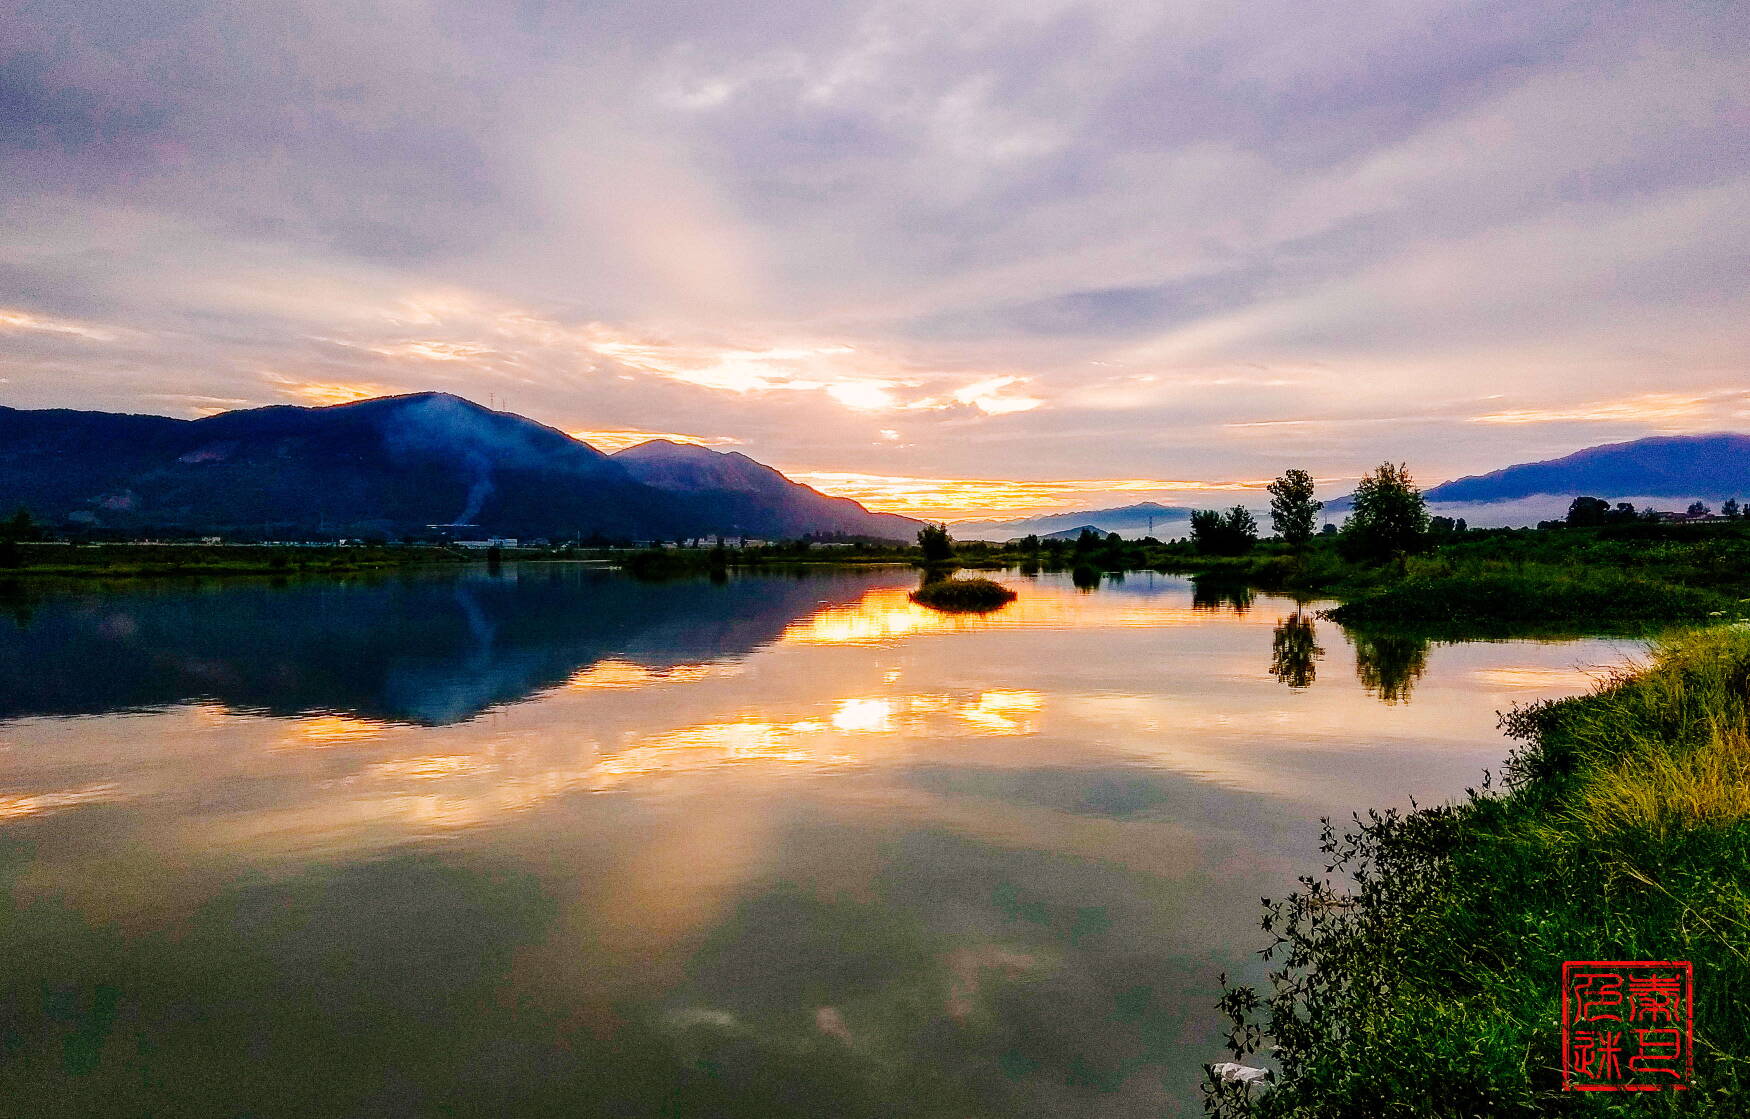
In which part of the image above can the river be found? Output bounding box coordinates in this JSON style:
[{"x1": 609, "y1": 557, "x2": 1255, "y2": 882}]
[{"x1": 0, "y1": 565, "x2": 1634, "y2": 1117}]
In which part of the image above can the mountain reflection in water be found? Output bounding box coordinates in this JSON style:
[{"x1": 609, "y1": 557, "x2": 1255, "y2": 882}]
[{"x1": 0, "y1": 567, "x2": 1631, "y2": 1118}]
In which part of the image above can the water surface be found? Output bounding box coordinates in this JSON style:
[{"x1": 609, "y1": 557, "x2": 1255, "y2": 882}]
[{"x1": 0, "y1": 566, "x2": 1634, "y2": 1117}]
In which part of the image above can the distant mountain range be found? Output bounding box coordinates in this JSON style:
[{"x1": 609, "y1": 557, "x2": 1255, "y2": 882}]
[
  {"x1": 0, "y1": 393, "x2": 921, "y2": 541},
  {"x1": 10, "y1": 395, "x2": 1743, "y2": 540},
  {"x1": 1322, "y1": 433, "x2": 1750, "y2": 525},
  {"x1": 953, "y1": 501, "x2": 1193, "y2": 541},
  {"x1": 1422, "y1": 433, "x2": 1750, "y2": 504},
  {"x1": 963, "y1": 434, "x2": 1750, "y2": 539}
]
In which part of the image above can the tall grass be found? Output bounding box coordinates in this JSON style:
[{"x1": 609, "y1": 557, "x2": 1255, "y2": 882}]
[{"x1": 1209, "y1": 625, "x2": 1750, "y2": 1116}]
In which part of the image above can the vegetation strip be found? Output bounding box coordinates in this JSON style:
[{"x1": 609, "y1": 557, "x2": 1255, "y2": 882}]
[{"x1": 1207, "y1": 627, "x2": 1750, "y2": 1116}]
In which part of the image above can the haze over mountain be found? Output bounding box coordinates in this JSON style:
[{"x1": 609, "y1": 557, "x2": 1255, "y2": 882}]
[
  {"x1": 1323, "y1": 433, "x2": 1750, "y2": 526},
  {"x1": 1422, "y1": 434, "x2": 1750, "y2": 504},
  {"x1": 954, "y1": 502, "x2": 1194, "y2": 541},
  {"x1": 0, "y1": 393, "x2": 921, "y2": 541}
]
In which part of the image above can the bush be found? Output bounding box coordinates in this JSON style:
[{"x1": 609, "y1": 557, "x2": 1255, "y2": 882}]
[
  {"x1": 1192, "y1": 507, "x2": 1260, "y2": 556},
  {"x1": 909, "y1": 577, "x2": 1017, "y2": 612}
]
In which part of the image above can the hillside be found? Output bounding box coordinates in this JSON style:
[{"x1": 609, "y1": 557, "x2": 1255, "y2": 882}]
[
  {"x1": 0, "y1": 394, "x2": 920, "y2": 541},
  {"x1": 1424, "y1": 432, "x2": 1750, "y2": 504},
  {"x1": 612, "y1": 440, "x2": 922, "y2": 540}
]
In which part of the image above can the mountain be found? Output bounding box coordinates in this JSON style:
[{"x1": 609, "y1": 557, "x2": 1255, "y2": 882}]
[
  {"x1": 953, "y1": 501, "x2": 1194, "y2": 541},
  {"x1": 1317, "y1": 433, "x2": 1750, "y2": 525},
  {"x1": 0, "y1": 393, "x2": 921, "y2": 540},
  {"x1": 1423, "y1": 433, "x2": 1750, "y2": 504},
  {"x1": 611, "y1": 439, "x2": 923, "y2": 540},
  {"x1": 1039, "y1": 524, "x2": 1107, "y2": 542}
]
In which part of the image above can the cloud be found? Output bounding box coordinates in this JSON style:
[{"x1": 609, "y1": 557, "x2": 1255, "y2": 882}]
[
  {"x1": 1, "y1": 0, "x2": 1746, "y2": 511},
  {"x1": 789, "y1": 470, "x2": 1271, "y2": 520},
  {"x1": 567, "y1": 429, "x2": 741, "y2": 453},
  {"x1": 0, "y1": 309, "x2": 120, "y2": 342},
  {"x1": 264, "y1": 376, "x2": 397, "y2": 406},
  {"x1": 1471, "y1": 390, "x2": 1750, "y2": 429}
]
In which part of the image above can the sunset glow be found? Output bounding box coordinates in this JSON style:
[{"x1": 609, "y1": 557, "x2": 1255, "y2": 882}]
[
  {"x1": 567, "y1": 430, "x2": 743, "y2": 454},
  {"x1": 790, "y1": 471, "x2": 1274, "y2": 521}
]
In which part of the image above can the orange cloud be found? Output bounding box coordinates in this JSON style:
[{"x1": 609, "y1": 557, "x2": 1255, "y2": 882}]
[
  {"x1": 1471, "y1": 389, "x2": 1750, "y2": 428},
  {"x1": 568, "y1": 429, "x2": 742, "y2": 453},
  {"x1": 264, "y1": 375, "x2": 397, "y2": 406},
  {"x1": 788, "y1": 470, "x2": 1271, "y2": 520},
  {"x1": 0, "y1": 308, "x2": 116, "y2": 342},
  {"x1": 572, "y1": 323, "x2": 1043, "y2": 415},
  {"x1": 368, "y1": 340, "x2": 496, "y2": 362}
]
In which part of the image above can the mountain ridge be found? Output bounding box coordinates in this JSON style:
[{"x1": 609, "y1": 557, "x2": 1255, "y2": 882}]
[
  {"x1": 1423, "y1": 433, "x2": 1750, "y2": 504},
  {"x1": 1316, "y1": 433, "x2": 1750, "y2": 523},
  {"x1": 0, "y1": 393, "x2": 922, "y2": 540},
  {"x1": 953, "y1": 501, "x2": 1193, "y2": 541},
  {"x1": 611, "y1": 438, "x2": 923, "y2": 539}
]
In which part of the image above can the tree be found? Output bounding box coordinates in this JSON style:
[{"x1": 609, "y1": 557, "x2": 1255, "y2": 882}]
[
  {"x1": 1565, "y1": 496, "x2": 1609, "y2": 527},
  {"x1": 1223, "y1": 506, "x2": 1258, "y2": 544},
  {"x1": 1189, "y1": 510, "x2": 1221, "y2": 552},
  {"x1": 0, "y1": 507, "x2": 38, "y2": 567},
  {"x1": 1267, "y1": 469, "x2": 1322, "y2": 550},
  {"x1": 917, "y1": 523, "x2": 954, "y2": 563},
  {"x1": 2, "y1": 508, "x2": 41, "y2": 542},
  {"x1": 1341, "y1": 462, "x2": 1428, "y2": 562},
  {"x1": 1606, "y1": 502, "x2": 1638, "y2": 524},
  {"x1": 1687, "y1": 501, "x2": 1711, "y2": 517},
  {"x1": 1190, "y1": 506, "x2": 1258, "y2": 556},
  {"x1": 1724, "y1": 498, "x2": 1742, "y2": 519}
]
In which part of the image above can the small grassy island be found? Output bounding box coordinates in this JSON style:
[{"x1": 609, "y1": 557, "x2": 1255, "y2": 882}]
[{"x1": 909, "y1": 576, "x2": 1018, "y2": 613}]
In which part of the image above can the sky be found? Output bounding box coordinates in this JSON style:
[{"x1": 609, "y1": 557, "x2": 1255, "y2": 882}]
[{"x1": 3, "y1": 0, "x2": 1747, "y2": 520}]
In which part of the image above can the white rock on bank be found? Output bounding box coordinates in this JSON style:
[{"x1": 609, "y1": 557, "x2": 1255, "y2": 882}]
[{"x1": 1210, "y1": 1062, "x2": 1272, "y2": 1088}]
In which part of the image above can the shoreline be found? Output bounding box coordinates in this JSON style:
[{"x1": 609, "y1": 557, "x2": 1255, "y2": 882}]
[{"x1": 1208, "y1": 625, "x2": 1750, "y2": 1114}]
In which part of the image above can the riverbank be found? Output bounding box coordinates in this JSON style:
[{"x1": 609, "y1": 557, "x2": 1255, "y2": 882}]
[
  {"x1": 1209, "y1": 625, "x2": 1750, "y2": 1116},
  {"x1": 0, "y1": 542, "x2": 474, "y2": 577},
  {"x1": 1154, "y1": 523, "x2": 1750, "y2": 633}
]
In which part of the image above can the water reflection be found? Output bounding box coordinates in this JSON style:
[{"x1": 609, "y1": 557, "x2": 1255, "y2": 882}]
[
  {"x1": 1269, "y1": 611, "x2": 1323, "y2": 689},
  {"x1": 0, "y1": 568, "x2": 1634, "y2": 1118},
  {"x1": 1351, "y1": 630, "x2": 1433, "y2": 705},
  {"x1": 0, "y1": 567, "x2": 879, "y2": 724},
  {"x1": 1190, "y1": 577, "x2": 1253, "y2": 615}
]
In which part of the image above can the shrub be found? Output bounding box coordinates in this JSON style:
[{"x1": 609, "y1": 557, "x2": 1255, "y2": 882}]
[{"x1": 910, "y1": 577, "x2": 1017, "y2": 612}]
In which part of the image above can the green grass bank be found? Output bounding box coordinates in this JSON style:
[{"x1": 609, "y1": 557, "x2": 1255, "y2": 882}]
[
  {"x1": 1157, "y1": 522, "x2": 1750, "y2": 633},
  {"x1": 0, "y1": 541, "x2": 471, "y2": 577},
  {"x1": 1208, "y1": 625, "x2": 1750, "y2": 1116}
]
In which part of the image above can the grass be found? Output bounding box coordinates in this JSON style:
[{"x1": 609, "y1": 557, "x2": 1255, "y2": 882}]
[
  {"x1": 0, "y1": 542, "x2": 468, "y2": 577},
  {"x1": 909, "y1": 576, "x2": 1018, "y2": 612},
  {"x1": 1323, "y1": 563, "x2": 1733, "y2": 633},
  {"x1": 1208, "y1": 625, "x2": 1750, "y2": 1116},
  {"x1": 1154, "y1": 523, "x2": 1750, "y2": 634}
]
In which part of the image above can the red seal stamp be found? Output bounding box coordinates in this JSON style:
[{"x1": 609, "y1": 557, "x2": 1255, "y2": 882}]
[{"x1": 1562, "y1": 961, "x2": 1693, "y2": 1090}]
